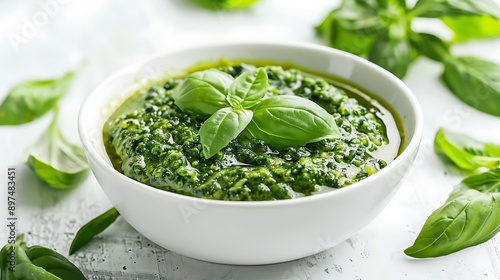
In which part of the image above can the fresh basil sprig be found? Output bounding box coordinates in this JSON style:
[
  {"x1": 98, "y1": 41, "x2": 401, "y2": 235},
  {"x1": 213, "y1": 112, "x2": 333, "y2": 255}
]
[
  {"x1": 69, "y1": 208, "x2": 120, "y2": 255},
  {"x1": 189, "y1": 0, "x2": 259, "y2": 10},
  {"x1": 0, "y1": 234, "x2": 87, "y2": 279},
  {"x1": 317, "y1": 0, "x2": 500, "y2": 116},
  {"x1": 434, "y1": 128, "x2": 500, "y2": 170},
  {"x1": 173, "y1": 68, "x2": 341, "y2": 158},
  {"x1": 0, "y1": 71, "x2": 74, "y2": 125},
  {"x1": 27, "y1": 108, "x2": 90, "y2": 189},
  {"x1": 406, "y1": 129, "x2": 500, "y2": 258}
]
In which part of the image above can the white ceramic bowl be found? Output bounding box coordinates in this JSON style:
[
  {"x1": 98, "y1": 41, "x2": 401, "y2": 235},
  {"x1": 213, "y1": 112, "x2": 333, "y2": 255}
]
[{"x1": 79, "y1": 42, "x2": 423, "y2": 265}]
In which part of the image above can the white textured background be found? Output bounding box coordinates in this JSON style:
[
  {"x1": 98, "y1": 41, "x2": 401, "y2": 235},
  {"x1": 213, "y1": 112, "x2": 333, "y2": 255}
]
[{"x1": 0, "y1": 0, "x2": 499, "y2": 279}]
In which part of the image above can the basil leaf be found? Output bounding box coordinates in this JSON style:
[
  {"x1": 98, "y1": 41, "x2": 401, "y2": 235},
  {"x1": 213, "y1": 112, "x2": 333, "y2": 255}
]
[
  {"x1": 199, "y1": 107, "x2": 253, "y2": 159},
  {"x1": 409, "y1": 32, "x2": 450, "y2": 62},
  {"x1": 442, "y1": 56, "x2": 500, "y2": 117},
  {"x1": 368, "y1": 24, "x2": 412, "y2": 78},
  {"x1": 443, "y1": 16, "x2": 500, "y2": 42},
  {"x1": 0, "y1": 71, "x2": 74, "y2": 125},
  {"x1": 69, "y1": 207, "x2": 121, "y2": 255},
  {"x1": 458, "y1": 167, "x2": 500, "y2": 193},
  {"x1": 173, "y1": 69, "x2": 233, "y2": 118},
  {"x1": 227, "y1": 68, "x2": 268, "y2": 108},
  {"x1": 316, "y1": 0, "x2": 384, "y2": 56},
  {"x1": 27, "y1": 110, "x2": 89, "y2": 189},
  {"x1": 434, "y1": 128, "x2": 500, "y2": 170},
  {"x1": 246, "y1": 95, "x2": 341, "y2": 149},
  {"x1": 410, "y1": 0, "x2": 500, "y2": 19},
  {"x1": 1, "y1": 235, "x2": 86, "y2": 279},
  {"x1": 404, "y1": 189, "x2": 500, "y2": 258}
]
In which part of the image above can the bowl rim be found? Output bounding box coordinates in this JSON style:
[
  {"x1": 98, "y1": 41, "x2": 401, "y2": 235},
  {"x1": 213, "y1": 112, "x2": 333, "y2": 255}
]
[{"x1": 79, "y1": 41, "x2": 424, "y2": 208}]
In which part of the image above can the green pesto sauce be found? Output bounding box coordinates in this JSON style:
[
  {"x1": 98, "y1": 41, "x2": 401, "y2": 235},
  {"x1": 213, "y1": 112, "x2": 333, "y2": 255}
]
[{"x1": 105, "y1": 64, "x2": 401, "y2": 201}]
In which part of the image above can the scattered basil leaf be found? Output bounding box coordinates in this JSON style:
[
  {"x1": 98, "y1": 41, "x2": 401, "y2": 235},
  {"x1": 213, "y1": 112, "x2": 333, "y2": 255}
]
[
  {"x1": 0, "y1": 71, "x2": 74, "y2": 125},
  {"x1": 69, "y1": 207, "x2": 121, "y2": 255},
  {"x1": 173, "y1": 69, "x2": 233, "y2": 118},
  {"x1": 199, "y1": 107, "x2": 253, "y2": 159},
  {"x1": 410, "y1": 0, "x2": 500, "y2": 19},
  {"x1": 404, "y1": 189, "x2": 500, "y2": 258},
  {"x1": 246, "y1": 95, "x2": 341, "y2": 149},
  {"x1": 458, "y1": 167, "x2": 500, "y2": 193},
  {"x1": 442, "y1": 15, "x2": 500, "y2": 42},
  {"x1": 227, "y1": 68, "x2": 268, "y2": 108},
  {"x1": 434, "y1": 128, "x2": 500, "y2": 170},
  {"x1": 27, "y1": 109, "x2": 89, "y2": 189},
  {"x1": 368, "y1": 24, "x2": 412, "y2": 78},
  {"x1": 315, "y1": 0, "x2": 384, "y2": 56},
  {"x1": 0, "y1": 234, "x2": 86, "y2": 279},
  {"x1": 442, "y1": 56, "x2": 500, "y2": 117},
  {"x1": 409, "y1": 32, "x2": 450, "y2": 62}
]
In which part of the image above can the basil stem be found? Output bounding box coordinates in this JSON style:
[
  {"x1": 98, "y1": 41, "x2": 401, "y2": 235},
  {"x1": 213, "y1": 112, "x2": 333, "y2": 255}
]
[
  {"x1": 0, "y1": 71, "x2": 74, "y2": 125},
  {"x1": 26, "y1": 108, "x2": 89, "y2": 189},
  {"x1": 69, "y1": 208, "x2": 121, "y2": 255},
  {"x1": 0, "y1": 234, "x2": 87, "y2": 279}
]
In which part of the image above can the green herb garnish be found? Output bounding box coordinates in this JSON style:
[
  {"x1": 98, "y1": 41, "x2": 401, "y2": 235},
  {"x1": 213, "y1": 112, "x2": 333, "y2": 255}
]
[
  {"x1": 405, "y1": 129, "x2": 500, "y2": 258},
  {"x1": 69, "y1": 208, "x2": 120, "y2": 255},
  {"x1": 0, "y1": 234, "x2": 87, "y2": 279},
  {"x1": 0, "y1": 72, "x2": 74, "y2": 125},
  {"x1": 26, "y1": 108, "x2": 89, "y2": 189},
  {"x1": 316, "y1": 0, "x2": 500, "y2": 116},
  {"x1": 173, "y1": 68, "x2": 341, "y2": 158},
  {"x1": 189, "y1": 0, "x2": 259, "y2": 10}
]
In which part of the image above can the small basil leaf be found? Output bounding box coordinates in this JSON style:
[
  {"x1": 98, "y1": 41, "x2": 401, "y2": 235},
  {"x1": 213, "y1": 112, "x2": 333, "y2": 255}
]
[
  {"x1": 368, "y1": 25, "x2": 412, "y2": 79},
  {"x1": 27, "y1": 110, "x2": 89, "y2": 189},
  {"x1": 199, "y1": 107, "x2": 253, "y2": 159},
  {"x1": 173, "y1": 69, "x2": 233, "y2": 118},
  {"x1": 0, "y1": 71, "x2": 74, "y2": 125},
  {"x1": 442, "y1": 56, "x2": 500, "y2": 117},
  {"x1": 404, "y1": 189, "x2": 500, "y2": 258},
  {"x1": 442, "y1": 16, "x2": 500, "y2": 42},
  {"x1": 410, "y1": 0, "x2": 500, "y2": 19},
  {"x1": 458, "y1": 167, "x2": 500, "y2": 193},
  {"x1": 316, "y1": 0, "x2": 384, "y2": 56},
  {"x1": 409, "y1": 32, "x2": 451, "y2": 62},
  {"x1": 246, "y1": 95, "x2": 341, "y2": 149},
  {"x1": 227, "y1": 68, "x2": 268, "y2": 108},
  {"x1": 434, "y1": 128, "x2": 500, "y2": 170},
  {"x1": 69, "y1": 207, "x2": 121, "y2": 255}
]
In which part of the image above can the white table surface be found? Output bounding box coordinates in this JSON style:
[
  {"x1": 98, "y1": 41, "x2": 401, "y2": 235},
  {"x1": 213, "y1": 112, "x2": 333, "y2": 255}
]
[{"x1": 1, "y1": 1, "x2": 499, "y2": 279}]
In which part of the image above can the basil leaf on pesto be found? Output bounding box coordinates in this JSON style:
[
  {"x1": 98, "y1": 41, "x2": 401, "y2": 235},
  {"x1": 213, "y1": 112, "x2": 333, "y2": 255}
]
[
  {"x1": 442, "y1": 15, "x2": 500, "y2": 42},
  {"x1": 442, "y1": 56, "x2": 500, "y2": 117},
  {"x1": 409, "y1": 0, "x2": 500, "y2": 19},
  {"x1": 434, "y1": 128, "x2": 500, "y2": 170},
  {"x1": 0, "y1": 71, "x2": 74, "y2": 125},
  {"x1": 227, "y1": 68, "x2": 268, "y2": 108},
  {"x1": 0, "y1": 234, "x2": 86, "y2": 279},
  {"x1": 173, "y1": 69, "x2": 233, "y2": 118},
  {"x1": 247, "y1": 95, "x2": 341, "y2": 149},
  {"x1": 404, "y1": 189, "x2": 500, "y2": 258},
  {"x1": 368, "y1": 24, "x2": 412, "y2": 79},
  {"x1": 69, "y1": 208, "x2": 120, "y2": 255},
  {"x1": 200, "y1": 107, "x2": 253, "y2": 159},
  {"x1": 27, "y1": 109, "x2": 89, "y2": 189}
]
